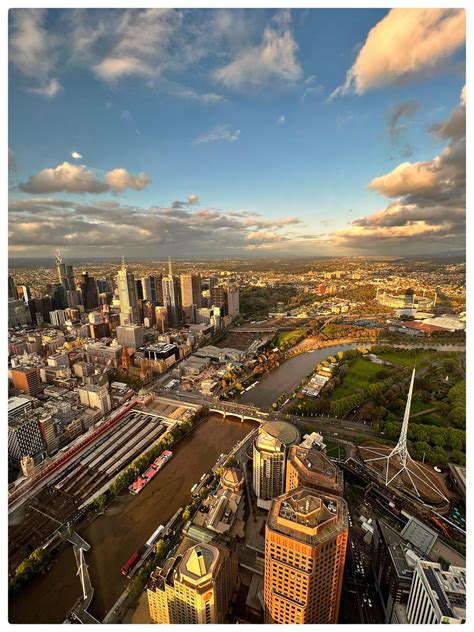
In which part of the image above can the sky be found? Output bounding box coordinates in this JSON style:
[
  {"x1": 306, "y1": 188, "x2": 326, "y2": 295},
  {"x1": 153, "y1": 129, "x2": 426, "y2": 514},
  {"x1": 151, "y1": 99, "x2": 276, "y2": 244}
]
[{"x1": 8, "y1": 8, "x2": 466, "y2": 258}]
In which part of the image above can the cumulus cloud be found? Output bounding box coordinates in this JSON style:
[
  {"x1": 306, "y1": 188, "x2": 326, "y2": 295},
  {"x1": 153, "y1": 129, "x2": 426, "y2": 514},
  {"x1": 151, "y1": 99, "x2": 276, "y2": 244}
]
[
  {"x1": 330, "y1": 9, "x2": 465, "y2": 99},
  {"x1": 193, "y1": 125, "x2": 240, "y2": 145},
  {"x1": 8, "y1": 197, "x2": 313, "y2": 257},
  {"x1": 104, "y1": 169, "x2": 150, "y2": 193},
  {"x1": 71, "y1": 151, "x2": 82, "y2": 160},
  {"x1": 188, "y1": 193, "x2": 199, "y2": 205},
  {"x1": 213, "y1": 21, "x2": 302, "y2": 89},
  {"x1": 19, "y1": 162, "x2": 150, "y2": 195},
  {"x1": 331, "y1": 85, "x2": 465, "y2": 252}
]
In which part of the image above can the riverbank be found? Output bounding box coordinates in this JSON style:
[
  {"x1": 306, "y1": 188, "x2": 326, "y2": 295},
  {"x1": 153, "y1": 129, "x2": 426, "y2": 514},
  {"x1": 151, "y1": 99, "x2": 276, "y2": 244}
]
[{"x1": 9, "y1": 414, "x2": 256, "y2": 624}]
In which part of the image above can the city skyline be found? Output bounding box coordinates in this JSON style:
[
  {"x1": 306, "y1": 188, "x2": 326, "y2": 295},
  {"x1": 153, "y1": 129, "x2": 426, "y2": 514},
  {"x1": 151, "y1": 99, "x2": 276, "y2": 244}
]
[{"x1": 8, "y1": 8, "x2": 465, "y2": 258}]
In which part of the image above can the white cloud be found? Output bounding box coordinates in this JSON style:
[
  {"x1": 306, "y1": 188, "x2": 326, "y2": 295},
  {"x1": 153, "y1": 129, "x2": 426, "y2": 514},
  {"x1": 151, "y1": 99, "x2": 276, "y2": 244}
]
[
  {"x1": 188, "y1": 193, "x2": 199, "y2": 205},
  {"x1": 10, "y1": 9, "x2": 63, "y2": 97},
  {"x1": 9, "y1": 197, "x2": 312, "y2": 256},
  {"x1": 19, "y1": 162, "x2": 150, "y2": 195},
  {"x1": 104, "y1": 168, "x2": 150, "y2": 193},
  {"x1": 331, "y1": 85, "x2": 465, "y2": 252},
  {"x1": 193, "y1": 125, "x2": 241, "y2": 145},
  {"x1": 27, "y1": 77, "x2": 63, "y2": 98},
  {"x1": 277, "y1": 115, "x2": 286, "y2": 125},
  {"x1": 330, "y1": 9, "x2": 465, "y2": 99},
  {"x1": 213, "y1": 26, "x2": 302, "y2": 89},
  {"x1": 71, "y1": 151, "x2": 82, "y2": 160},
  {"x1": 93, "y1": 57, "x2": 154, "y2": 81}
]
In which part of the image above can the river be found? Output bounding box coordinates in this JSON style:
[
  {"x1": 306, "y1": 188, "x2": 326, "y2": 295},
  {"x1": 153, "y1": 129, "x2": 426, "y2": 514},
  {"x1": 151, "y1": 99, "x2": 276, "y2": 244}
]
[
  {"x1": 237, "y1": 343, "x2": 361, "y2": 409},
  {"x1": 9, "y1": 413, "x2": 256, "y2": 624}
]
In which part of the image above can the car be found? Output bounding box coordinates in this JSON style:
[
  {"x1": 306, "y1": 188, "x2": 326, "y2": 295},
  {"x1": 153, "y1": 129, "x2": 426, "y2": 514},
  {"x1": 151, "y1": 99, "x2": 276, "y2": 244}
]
[{"x1": 434, "y1": 466, "x2": 442, "y2": 473}]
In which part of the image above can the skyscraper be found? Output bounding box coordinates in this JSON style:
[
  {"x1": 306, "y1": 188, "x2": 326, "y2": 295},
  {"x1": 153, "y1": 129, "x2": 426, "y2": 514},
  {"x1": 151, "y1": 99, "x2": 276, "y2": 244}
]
[
  {"x1": 80, "y1": 271, "x2": 99, "y2": 310},
  {"x1": 180, "y1": 273, "x2": 202, "y2": 322},
  {"x1": 116, "y1": 257, "x2": 140, "y2": 325},
  {"x1": 253, "y1": 421, "x2": 300, "y2": 509},
  {"x1": 142, "y1": 274, "x2": 162, "y2": 304},
  {"x1": 147, "y1": 541, "x2": 236, "y2": 624},
  {"x1": 264, "y1": 487, "x2": 348, "y2": 624},
  {"x1": 162, "y1": 259, "x2": 182, "y2": 328},
  {"x1": 226, "y1": 285, "x2": 240, "y2": 317},
  {"x1": 8, "y1": 275, "x2": 18, "y2": 299}
]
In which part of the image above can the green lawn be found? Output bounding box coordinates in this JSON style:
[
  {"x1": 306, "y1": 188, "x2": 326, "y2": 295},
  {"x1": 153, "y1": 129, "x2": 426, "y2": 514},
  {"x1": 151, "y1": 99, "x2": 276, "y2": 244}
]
[
  {"x1": 375, "y1": 349, "x2": 431, "y2": 367},
  {"x1": 275, "y1": 329, "x2": 306, "y2": 349},
  {"x1": 332, "y1": 358, "x2": 385, "y2": 399}
]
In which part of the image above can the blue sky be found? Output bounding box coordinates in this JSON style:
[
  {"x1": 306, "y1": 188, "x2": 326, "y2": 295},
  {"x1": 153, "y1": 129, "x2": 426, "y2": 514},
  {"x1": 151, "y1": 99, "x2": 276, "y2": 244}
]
[{"x1": 8, "y1": 8, "x2": 466, "y2": 258}]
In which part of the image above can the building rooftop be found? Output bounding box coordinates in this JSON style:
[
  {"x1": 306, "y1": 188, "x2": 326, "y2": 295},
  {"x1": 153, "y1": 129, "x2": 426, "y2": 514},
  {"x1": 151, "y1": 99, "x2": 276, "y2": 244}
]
[
  {"x1": 260, "y1": 421, "x2": 300, "y2": 447},
  {"x1": 401, "y1": 517, "x2": 438, "y2": 555},
  {"x1": 267, "y1": 487, "x2": 347, "y2": 547},
  {"x1": 289, "y1": 445, "x2": 344, "y2": 494}
]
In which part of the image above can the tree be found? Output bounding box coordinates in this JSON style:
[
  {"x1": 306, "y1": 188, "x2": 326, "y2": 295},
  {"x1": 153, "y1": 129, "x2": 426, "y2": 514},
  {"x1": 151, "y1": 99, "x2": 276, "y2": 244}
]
[
  {"x1": 93, "y1": 494, "x2": 107, "y2": 510},
  {"x1": 155, "y1": 539, "x2": 166, "y2": 559}
]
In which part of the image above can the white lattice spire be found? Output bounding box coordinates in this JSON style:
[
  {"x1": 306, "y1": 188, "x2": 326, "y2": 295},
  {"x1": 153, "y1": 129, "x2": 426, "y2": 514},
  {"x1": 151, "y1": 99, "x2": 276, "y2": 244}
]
[{"x1": 389, "y1": 367, "x2": 415, "y2": 467}]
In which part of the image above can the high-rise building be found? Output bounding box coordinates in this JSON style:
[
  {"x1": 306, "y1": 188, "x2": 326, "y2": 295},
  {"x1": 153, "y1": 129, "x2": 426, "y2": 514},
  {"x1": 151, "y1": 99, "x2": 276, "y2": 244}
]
[
  {"x1": 286, "y1": 445, "x2": 344, "y2": 497},
  {"x1": 155, "y1": 306, "x2": 168, "y2": 333},
  {"x1": 8, "y1": 299, "x2": 32, "y2": 328},
  {"x1": 142, "y1": 300, "x2": 156, "y2": 327},
  {"x1": 10, "y1": 367, "x2": 42, "y2": 396},
  {"x1": 405, "y1": 561, "x2": 466, "y2": 624},
  {"x1": 8, "y1": 415, "x2": 45, "y2": 463},
  {"x1": 210, "y1": 285, "x2": 226, "y2": 309},
  {"x1": 142, "y1": 274, "x2": 162, "y2": 304},
  {"x1": 373, "y1": 521, "x2": 419, "y2": 623},
  {"x1": 116, "y1": 324, "x2": 144, "y2": 349},
  {"x1": 253, "y1": 421, "x2": 300, "y2": 509},
  {"x1": 8, "y1": 275, "x2": 18, "y2": 299},
  {"x1": 147, "y1": 541, "x2": 236, "y2": 624},
  {"x1": 80, "y1": 271, "x2": 99, "y2": 310},
  {"x1": 56, "y1": 256, "x2": 75, "y2": 292},
  {"x1": 17, "y1": 285, "x2": 33, "y2": 303},
  {"x1": 226, "y1": 285, "x2": 239, "y2": 317},
  {"x1": 180, "y1": 273, "x2": 202, "y2": 322},
  {"x1": 47, "y1": 283, "x2": 67, "y2": 310},
  {"x1": 162, "y1": 260, "x2": 183, "y2": 328},
  {"x1": 135, "y1": 279, "x2": 144, "y2": 301},
  {"x1": 116, "y1": 257, "x2": 140, "y2": 325},
  {"x1": 264, "y1": 487, "x2": 348, "y2": 624},
  {"x1": 49, "y1": 309, "x2": 67, "y2": 327}
]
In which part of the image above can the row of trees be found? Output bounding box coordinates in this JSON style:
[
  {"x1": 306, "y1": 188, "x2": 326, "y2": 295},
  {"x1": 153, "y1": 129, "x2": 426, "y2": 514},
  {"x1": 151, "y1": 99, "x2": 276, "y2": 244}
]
[
  {"x1": 319, "y1": 323, "x2": 380, "y2": 341},
  {"x1": 9, "y1": 548, "x2": 51, "y2": 595},
  {"x1": 329, "y1": 377, "x2": 395, "y2": 418},
  {"x1": 381, "y1": 421, "x2": 466, "y2": 452}
]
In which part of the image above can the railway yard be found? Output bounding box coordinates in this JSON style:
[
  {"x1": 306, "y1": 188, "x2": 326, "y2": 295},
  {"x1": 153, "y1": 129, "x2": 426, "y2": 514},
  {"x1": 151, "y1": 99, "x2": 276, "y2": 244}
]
[{"x1": 8, "y1": 406, "x2": 180, "y2": 571}]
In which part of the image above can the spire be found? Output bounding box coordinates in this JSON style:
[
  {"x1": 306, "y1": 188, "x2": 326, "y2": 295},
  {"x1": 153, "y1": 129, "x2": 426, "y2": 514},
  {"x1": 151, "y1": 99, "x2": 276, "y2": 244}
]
[
  {"x1": 389, "y1": 367, "x2": 415, "y2": 467},
  {"x1": 168, "y1": 256, "x2": 173, "y2": 276},
  {"x1": 121, "y1": 256, "x2": 126, "y2": 271}
]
